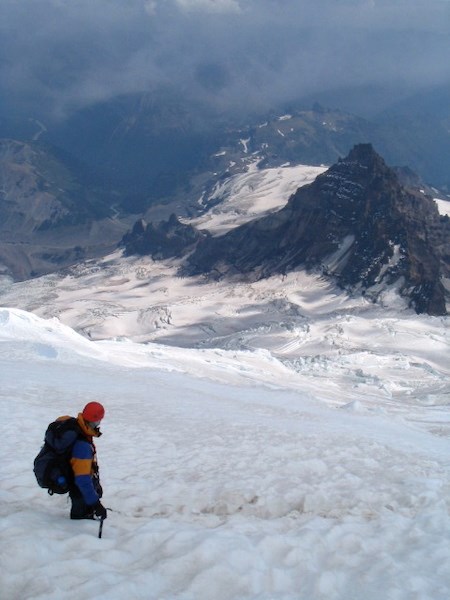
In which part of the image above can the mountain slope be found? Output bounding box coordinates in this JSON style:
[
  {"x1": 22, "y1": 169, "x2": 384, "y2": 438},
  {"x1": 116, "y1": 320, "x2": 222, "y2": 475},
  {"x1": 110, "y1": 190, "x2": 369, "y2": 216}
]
[
  {"x1": 0, "y1": 139, "x2": 131, "y2": 280},
  {"x1": 179, "y1": 145, "x2": 449, "y2": 315},
  {"x1": 41, "y1": 92, "x2": 450, "y2": 198},
  {"x1": 2, "y1": 94, "x2": 448, "y2": 283}
]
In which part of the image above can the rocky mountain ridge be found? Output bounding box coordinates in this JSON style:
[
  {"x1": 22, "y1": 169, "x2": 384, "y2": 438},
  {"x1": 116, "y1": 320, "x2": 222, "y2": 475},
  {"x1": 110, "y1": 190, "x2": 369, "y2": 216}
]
[
  {"x1": 123, "y1": 145, "x2": 449, "y2": 316},
  {"x1": 1, "y1": 94, "x2": 449, "y2": 284}
]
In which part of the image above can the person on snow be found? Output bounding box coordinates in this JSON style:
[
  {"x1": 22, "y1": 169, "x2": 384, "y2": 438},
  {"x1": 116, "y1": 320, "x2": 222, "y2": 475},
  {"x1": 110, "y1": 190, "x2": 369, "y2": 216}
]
[{"x1": 67, "y1": 401, "x2": 108, "y2": 521}]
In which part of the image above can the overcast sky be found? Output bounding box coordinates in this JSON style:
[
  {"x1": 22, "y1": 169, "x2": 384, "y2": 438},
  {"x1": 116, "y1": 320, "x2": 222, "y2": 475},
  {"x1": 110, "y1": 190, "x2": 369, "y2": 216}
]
[{"x1": 0, "y1": 0, "x2": 449, "y2": 120}]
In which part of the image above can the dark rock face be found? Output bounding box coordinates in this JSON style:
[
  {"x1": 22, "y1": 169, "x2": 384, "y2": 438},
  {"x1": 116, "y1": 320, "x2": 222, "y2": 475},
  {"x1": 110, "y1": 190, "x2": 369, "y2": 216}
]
[
  {"x1": 121, "y1": 214, "x2": 209, "y2": 260},
  {"x1": 186, "y1": 144, "x2": 449, "y2": 315}
]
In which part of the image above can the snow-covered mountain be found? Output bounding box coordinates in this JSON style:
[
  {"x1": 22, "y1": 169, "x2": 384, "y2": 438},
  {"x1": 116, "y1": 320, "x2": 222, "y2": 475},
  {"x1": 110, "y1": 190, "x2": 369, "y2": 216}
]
[
  {"x1": 123, "y1": 145, "x2": 450, "y2": 316},
  {"x1": 2, "y1": 99, "x2": 449, "y2": 284},
  {"x1": 1, "y1": 151, "x2": 449, "y2": 340},
  {"x1": 1, "y1": 144, "x2": 450, "y2": 598}
]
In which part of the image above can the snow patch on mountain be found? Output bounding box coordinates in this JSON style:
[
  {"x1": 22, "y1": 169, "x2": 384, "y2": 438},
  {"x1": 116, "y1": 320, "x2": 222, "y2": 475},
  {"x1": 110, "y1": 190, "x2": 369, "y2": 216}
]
[
  {"x1": 435, "y1": 198, "x2": 450, "y2": 217},
  {"x1": 191, "y1": 161, "x2": 326, "y2": 235}
]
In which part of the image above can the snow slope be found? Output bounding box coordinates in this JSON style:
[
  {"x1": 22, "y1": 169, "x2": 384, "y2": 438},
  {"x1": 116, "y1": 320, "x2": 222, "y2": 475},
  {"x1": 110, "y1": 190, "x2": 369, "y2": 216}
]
[
  {"x1": 1, "y1": 251, "x2": 448, "y2": 416},
  {"x1": 1, "y1": 307, "x2": 450, "y2": 600},
  {"x1": 1, "y1": 161, "x2": 449, "y2": 599},
  {"x1": 435, "y1": 197, "x2": 450, "y2": 217},
  {"x1": 190, "y1": 162, "x2": 326, "y2": 235}
]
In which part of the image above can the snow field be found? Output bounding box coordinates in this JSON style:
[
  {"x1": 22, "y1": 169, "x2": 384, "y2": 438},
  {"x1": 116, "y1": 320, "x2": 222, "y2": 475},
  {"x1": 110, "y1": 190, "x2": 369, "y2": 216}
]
[
  {"x1": 191, "y1": 162, "x2": 327, "y2": 236},
  {"x1": 1, "y1": 308, "x2": 450, "y2": 599}
]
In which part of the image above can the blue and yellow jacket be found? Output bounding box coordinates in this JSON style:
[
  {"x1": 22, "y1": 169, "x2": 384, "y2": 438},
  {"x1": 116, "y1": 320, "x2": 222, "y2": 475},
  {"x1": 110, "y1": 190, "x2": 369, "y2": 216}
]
[{"x1": 57, "y1": 414, "x2": 102, "y2": 506}]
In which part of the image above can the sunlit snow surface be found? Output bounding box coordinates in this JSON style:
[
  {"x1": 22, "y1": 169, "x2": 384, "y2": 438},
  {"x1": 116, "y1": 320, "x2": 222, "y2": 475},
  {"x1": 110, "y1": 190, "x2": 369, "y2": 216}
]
[
  {"x1": 1, "y1": 163, "x2": 450, "y2": 599},
  {"x1": 190, "y1": 162, "x2": 327, "y2": 235},
  {"x1": 434, "y1": 198, "x2": 450, "y2": 217},
  {"x1": 1, "y1": 301, "x2": 450, "y2": 599}
]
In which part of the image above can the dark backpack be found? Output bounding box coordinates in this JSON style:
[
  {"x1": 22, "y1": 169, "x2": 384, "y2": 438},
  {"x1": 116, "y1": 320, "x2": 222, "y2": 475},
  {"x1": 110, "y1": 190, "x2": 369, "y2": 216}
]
[{"x1": 33, "y1": 417, "x2": 82, "y2": 495}]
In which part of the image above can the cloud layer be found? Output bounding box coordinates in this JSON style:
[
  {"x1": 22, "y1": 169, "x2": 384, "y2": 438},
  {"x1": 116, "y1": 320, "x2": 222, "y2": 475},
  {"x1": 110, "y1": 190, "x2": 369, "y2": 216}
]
[{"x1": 1, "y1": 0, "x2": 449, "y2": 119}]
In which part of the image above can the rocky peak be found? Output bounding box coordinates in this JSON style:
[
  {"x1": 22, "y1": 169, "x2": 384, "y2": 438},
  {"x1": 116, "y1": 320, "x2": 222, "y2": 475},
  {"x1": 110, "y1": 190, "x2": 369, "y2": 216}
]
[
  {"x1": 345, "y1": 142, "x2": 385, "y2": 166},
  {"x1": 308, "y1": 143, "x2": 395, "y2": 211},
  {"x1": 185, "y1": 145, "x2": 449, "y2": 315},
  {"x1": 123, "y1": 145, "x2": 448, "y2": 315}
]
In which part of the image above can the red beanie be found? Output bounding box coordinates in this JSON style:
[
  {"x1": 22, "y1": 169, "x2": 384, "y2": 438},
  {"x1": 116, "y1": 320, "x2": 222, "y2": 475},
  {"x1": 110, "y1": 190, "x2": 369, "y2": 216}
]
[{"x1": 82, "y1": 401, "x2": 105, "y2": 422}]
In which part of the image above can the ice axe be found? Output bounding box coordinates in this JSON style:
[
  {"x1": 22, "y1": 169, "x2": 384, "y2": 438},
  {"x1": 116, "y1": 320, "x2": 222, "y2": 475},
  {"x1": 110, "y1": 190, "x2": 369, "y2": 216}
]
[
  {"x1": 98, "y1": 516, "x2": 105, "y2": 538},
  {"x1": 97, "y1": 507, "x2": 111, "y2": 538}
]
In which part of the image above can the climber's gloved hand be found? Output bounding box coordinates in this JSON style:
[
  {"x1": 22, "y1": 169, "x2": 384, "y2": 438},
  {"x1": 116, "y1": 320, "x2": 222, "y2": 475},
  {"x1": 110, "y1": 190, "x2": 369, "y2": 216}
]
[{"x1": 92, "y1": 500, "x2": 107, "y2": 519}]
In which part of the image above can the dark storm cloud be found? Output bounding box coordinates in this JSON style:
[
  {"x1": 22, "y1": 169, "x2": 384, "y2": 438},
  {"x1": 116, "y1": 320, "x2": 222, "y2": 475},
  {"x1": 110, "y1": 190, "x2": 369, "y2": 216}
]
[{"x1": 0, "y1": 0, "x2": 449, "y2": 119}]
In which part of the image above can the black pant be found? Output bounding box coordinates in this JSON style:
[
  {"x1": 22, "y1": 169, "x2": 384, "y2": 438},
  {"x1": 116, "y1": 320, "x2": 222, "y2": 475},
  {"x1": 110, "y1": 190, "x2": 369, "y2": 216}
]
[{"x1": 69, "y1": 485, "x2": 94, "y2": 520}]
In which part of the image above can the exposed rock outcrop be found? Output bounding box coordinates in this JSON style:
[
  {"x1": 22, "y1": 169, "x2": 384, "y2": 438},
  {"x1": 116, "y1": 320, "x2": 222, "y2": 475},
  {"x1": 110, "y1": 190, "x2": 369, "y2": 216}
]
[{"x1": 121, "y1": 214, "x2": 209, "y2": 260}]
